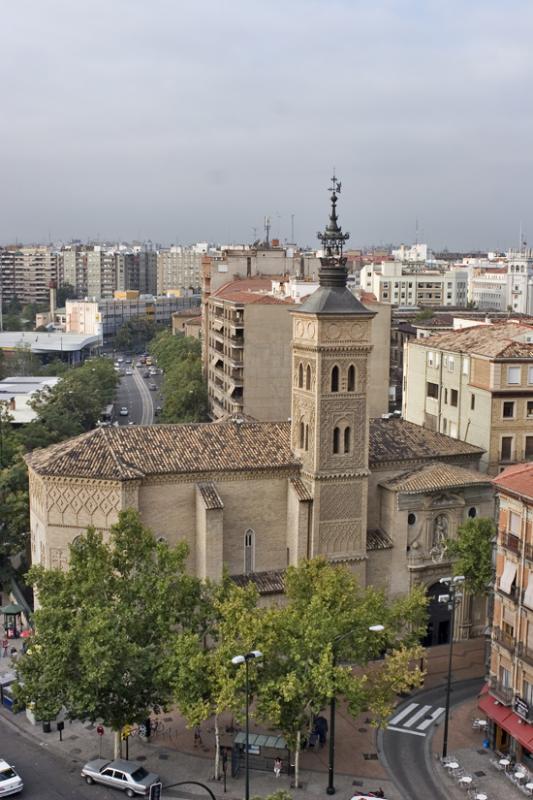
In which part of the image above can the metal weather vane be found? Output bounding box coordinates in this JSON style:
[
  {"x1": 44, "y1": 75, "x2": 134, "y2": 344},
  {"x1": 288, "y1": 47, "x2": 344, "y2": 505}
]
[{"x1": 317, "y1": 169, "x2": 350, "y2": 258}]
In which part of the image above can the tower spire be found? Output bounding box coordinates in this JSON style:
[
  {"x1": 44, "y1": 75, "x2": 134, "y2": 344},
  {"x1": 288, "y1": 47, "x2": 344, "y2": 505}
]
[{"x1": 317, "y1": 170, "x2": 350, "y2": 260}]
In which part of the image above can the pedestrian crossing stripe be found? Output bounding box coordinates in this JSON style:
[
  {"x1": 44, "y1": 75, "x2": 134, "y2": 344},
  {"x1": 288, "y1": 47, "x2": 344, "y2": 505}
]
[{"x1": 387, "y1": 703, "x2": 445, "y2": 736}]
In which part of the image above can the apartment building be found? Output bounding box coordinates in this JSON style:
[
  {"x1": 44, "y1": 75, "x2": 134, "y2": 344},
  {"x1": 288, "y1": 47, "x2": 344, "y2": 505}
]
[
  {"x1": 66, "y1": 294, "x2": 200, "y2": 338},
  {"x1": 403, "y1": 321, "x2": 533, "y2": 474},
  {"x1": 0, "y1": 247, "x2": 60, "y2": 305},
  {"x1": 481, "y1": 464, "x2": 533, "y2": 760},
  {"x1": 157, "y1": 247, "x2": 203, "y2": 294},
  {"x1": 59, "y1": 245, "x2": 157, "y2": 299},
  {"x1": 360, "y1": 261, "x2": 468, "y2": 307}
]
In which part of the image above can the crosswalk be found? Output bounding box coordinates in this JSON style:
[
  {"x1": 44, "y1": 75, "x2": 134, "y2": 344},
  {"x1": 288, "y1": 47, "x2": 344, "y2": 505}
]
[{"x1": 387, "y1": 702, "x2": 445, "y2": 736}]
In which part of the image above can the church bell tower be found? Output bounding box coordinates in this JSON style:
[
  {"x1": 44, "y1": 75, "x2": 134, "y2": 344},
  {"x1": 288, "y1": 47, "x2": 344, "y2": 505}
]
[{"x1": 291, "y1": 176, "x2": 375, "y2": 574}]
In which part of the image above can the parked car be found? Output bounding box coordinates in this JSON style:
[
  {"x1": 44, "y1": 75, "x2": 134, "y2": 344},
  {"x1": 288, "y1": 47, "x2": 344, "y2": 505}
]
[
  {"x1": 119, "y1": 407, "x2": 129, "y2": 416},
  {"x1": 81, "y1": 758, "x2": 159, "y2": 797},
  {"x1": 154, "y1": 406, "x2": 162, "y2": 416},
  {"x1": 149, "y1": 368, "x2": 158, "y2": 376},
  {"x1": 125, "y1": 369, "x2": 133, "y2": 376},
  {"x1": 149, "y1": 383, "x2": 157, "y2": 391},
  {"x1": 143, "y1": 371, "x2": 150, "y2": 378},
  {"x1": 0, "y1": 759, "x2": 23, "y2": 796},
  {"x1": 117, "y1": 357, "x2": 124, "y2": 363}
]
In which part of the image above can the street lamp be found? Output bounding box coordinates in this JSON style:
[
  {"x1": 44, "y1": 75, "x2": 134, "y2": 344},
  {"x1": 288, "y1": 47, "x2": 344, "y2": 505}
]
[
  {"x1": 326, "y1": 624, "x2": 385, "y2": 795},
  {"x1": 231, "y1": 649, "x2": 263, "y2": 800},
  {"x1": 439, "y1": 575, "x2": 465, "y2": 759}
]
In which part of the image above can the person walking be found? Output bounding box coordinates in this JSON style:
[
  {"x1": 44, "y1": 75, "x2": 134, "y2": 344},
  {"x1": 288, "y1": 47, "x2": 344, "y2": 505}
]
[
  {"x1": 1, "y1": 638, "x2": 8, "y2": 658},
  {"x1": 274, "y1": 757, "x2": 282, "y2": 778}
]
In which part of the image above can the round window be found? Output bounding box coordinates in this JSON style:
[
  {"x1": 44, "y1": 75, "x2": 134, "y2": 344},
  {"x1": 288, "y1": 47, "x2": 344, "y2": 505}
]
[
  {"x1": 408, "y1": 513, "x2": 416, "y2": 526},
  {"x1": 468, "y1": 507, "x2": 477, "y2": 519}
]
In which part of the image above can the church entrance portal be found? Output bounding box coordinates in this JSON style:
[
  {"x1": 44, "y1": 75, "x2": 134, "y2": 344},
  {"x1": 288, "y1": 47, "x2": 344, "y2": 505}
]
[{"x1": 422, "y1": 582, "x2": 452, "y2": 647}]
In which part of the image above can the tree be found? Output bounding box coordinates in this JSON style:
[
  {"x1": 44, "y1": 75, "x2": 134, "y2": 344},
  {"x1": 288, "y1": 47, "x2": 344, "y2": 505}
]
[
  {"x1": 57, "y1": 283, "x2": 77, "y2": 307},
  {"x1": 445, "y1": 517, "x2": 495, "y2": 595},
  {"x1": 161, "y1": 357, "x2": 208, "y2": 422},
  {"x1": 15, "y1": 510, "x2": 203, "y2": 757},
  {"x1": 149, "y1": 330, "x2": 201, "y2": 373},
  {"x1": 114, "y1": 317, "x2": 160, "y2": 352},
  {"x1": 414, "y1": 308, "x2": 434, "y2": 322},
  {"x1": 254, "y1": 559, "x2": 427, "y2": 787}
]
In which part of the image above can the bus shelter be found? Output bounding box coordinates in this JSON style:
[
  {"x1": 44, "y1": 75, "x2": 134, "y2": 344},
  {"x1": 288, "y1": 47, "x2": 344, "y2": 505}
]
[{"x1": 232, "y1": 731, "x2": 289, "y2": 775}]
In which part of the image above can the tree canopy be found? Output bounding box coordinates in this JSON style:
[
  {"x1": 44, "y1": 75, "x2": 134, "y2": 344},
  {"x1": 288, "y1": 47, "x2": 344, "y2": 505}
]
[
  {"x1": 149, "y1": 331, "x2": 207, "y2": 422},
  {"x1": 446, "y1": 516, "x2": 496, "y2": 595}
]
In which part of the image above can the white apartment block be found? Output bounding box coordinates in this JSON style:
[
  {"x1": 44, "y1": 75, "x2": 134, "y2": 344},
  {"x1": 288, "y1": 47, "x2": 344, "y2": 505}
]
[
  {"x1": 0, "y1": 247, "x2": 60, "y2": 305},
  {"x1": 156, "y1": 247, "x2": 204, "y2": 294},
  {"x1": 66, "y1": 295, "x2": 200, "y2": 339},
  {"x1": 360, "y1": 261, "x2": 468, "y2": 307},
  {"x1": 467, "y1": 252, "x2": 533, "y2": 314}
]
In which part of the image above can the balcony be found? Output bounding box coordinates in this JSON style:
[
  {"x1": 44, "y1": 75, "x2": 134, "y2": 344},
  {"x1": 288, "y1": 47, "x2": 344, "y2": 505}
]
[
  {"x1": 496, "y1": 580, "x2": 519, "y2": 602},
  {"x1": 517, "y1": 642, "x2": 533, "y2": 669},
  {"x1": 488, "y1": 675, "x2": 514, "y2": 706},
  {"x1": 493, "y1": 626, "x2": 516, "y2": 655},
  {"x1": 501, "y1": 532, "x2": 521, "y2": 555}
]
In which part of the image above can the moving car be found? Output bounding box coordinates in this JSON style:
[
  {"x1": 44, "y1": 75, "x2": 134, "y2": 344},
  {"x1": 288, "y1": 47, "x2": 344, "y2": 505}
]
[
  {"x1": 149, "y1": 368, "x2": 158, "y2": 376},
  {"x1": 143, "y1": 371, "x2": 150, "y2": 378},
  {"x1": 125, "y1": 369, "x2": 133, "y2": 376},
  {"x1": 119, "y1": 407, "x2": 129, "y2": 416},
  {"x1": 149, "y1": 383, "x2": 157, "y2": 391},
  {"x1": 117, "y1": 357, "x2": 124, "y2": 363},
  {"x1": 0, "y1": 759, "x2": 23, "y2": 796},
  {"x1": 154, "y1": 406, "x2": 162, "y2": 416},
  {"x1": 81, "y1": 758, "x2": 159, "y2": 797}
]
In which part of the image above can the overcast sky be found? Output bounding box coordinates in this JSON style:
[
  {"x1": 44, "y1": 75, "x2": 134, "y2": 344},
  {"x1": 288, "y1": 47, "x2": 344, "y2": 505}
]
[{"x1": 1, "y1": 0, "x2": 532, "y2": 250}]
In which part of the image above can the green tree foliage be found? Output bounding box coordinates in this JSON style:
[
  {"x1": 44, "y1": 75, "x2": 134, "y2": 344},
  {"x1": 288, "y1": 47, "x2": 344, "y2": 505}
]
[
  {"x1": 114, "y1": 317, "x2": 161, "y2": 352},
  {"x1": 57, "y1": 283, "x2": 77, "y2": 306},
  {"x1": 149, "y1": 331, "x2": 207, "y2": 422},
  {"x1": 414, "y1": 307, "x2": 434, "y2": 322},
  {"x1": 150, "y1": 330, "x2": 201, "y2": 373},
  {"x1": 445, "y1": 517, "x2": 496, "y2": 595},
  {"x1": 0, "y1": 409, "x2": 30, "y2": 580},
  {"x1": 15, "y1": 510, "x2": 203, "y2": 757}
]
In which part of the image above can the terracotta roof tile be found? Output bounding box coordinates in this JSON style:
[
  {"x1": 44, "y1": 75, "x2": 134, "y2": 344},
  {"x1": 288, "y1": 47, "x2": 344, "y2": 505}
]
[
  {"x1": 197, "y1": 482, "x2": 224, "y2": 510},
  {"x1": 230, "y1": 570, "x2": 285, "y2": 595},
  {"x1": 26, "y1": 421, "x2": 299, "y2": 481},
  {"x1": 492, "y1": 463, "x2": 533, "y2": 502},
  {"x1": 367, "y1": 529, "x2": 393, "y2": 550},
  {"x1": 414, "y1": 321, "x2": 533, "y2": 357},
  {"x1": 369, "y1": 419, "x2": 483, "y2": 465},
  {"x1": 289, "y1": 477, "x2": 313, "y2": 501},
  {"x1": 380, "y1": 462, "x2": 491, "y2": 494}
]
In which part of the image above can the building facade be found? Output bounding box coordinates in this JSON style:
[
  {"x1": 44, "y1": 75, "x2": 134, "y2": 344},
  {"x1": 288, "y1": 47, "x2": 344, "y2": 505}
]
[
  {"x1": 360, "y1": 261, "x2": 468, "y2": 308},
  {"x1": 0, "y1": 247, "x2": 60, "y2": 305}
]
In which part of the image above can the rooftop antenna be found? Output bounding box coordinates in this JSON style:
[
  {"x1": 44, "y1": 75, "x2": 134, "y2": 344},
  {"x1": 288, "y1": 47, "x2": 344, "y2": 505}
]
[
  {"x1": 252, "y1": 227, "x2": 257, "y2": 242},
  {"x1": 291, "y1": 214, "x2": 295, "y2": 243},
  {"x1": 415, "y1": 217, "x2": 419, "y2": 245},
  {"x1": 264, "y1": 216, "x2": 271, "y2": 247}
]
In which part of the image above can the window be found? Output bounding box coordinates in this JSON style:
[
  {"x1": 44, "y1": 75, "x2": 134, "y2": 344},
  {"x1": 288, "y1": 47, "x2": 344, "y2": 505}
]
[
  {"x1": 427, "y1": 351, "x2": 434, "y2": 367},
  {"x1": 298, "y1": 363, "x2": 303, "y2": 388},
  {"x1": 448, "y1": 355, "x2": 455, "y2": 372},
  {"x1": 471, "y1": 394, "x2": 475, "y2": 411},
  {"x1": 305, "y1": 424, "x2": 309, "y2": 451},
  {"x1": 462, "y1": 357, "x2": 470, "y2": 376},
  {"x1": 442, "y1": 418, "x2": 447, "y2": 433},
  {"x1": 444, "y1": 388, "x2": 448, "y2": 404},
  {"x1": 333, "y1": 427, "x2": 340, "y2": 454},
  {"x1": 343, "y1": 427, "x2": 351, "y2": 453},
  {"x1": 244, "y1": 529, "x2": 255, "y2": 574},
  {"x1": 503, "y1": 401, "x2": 515, "y2": 418},
  {"x1": 331, "y1": 366, "x2": 339, "y2": 392},
  {"x1": 305, "y1": 365, "x2": 311, "y2": 390},
  {"x1": 528, "y1": 365, "x2": 533, "y2": 385},
  {"x1": 526, "y1": 436, "x2": 533, "y2": 460},
  {"x1": 450, "y1": 389, "x2": 458, "y2": 407},
  {"x1": 524, "y1": 679, "x2": 533, "y2": 706},
  {"x1": 500, "y1": 666, "x2": 511, "y2": 688},
  {"x1": 426, "y1": 382, "x2": 439, "y2": 399},
  {"x1": 449, "y1": 422, "x2": 458, "y2": 438},
  {"x1": 508, "y1": 366, "x2": 521, "y2": 385},
  {"x1": 501, "y1": 436, "x2": 513, "y2": 461},
  {"x1": 408, "y1": 513, "x2": 416, "y2": 526},
  {"x1": 468, "y1": 507, "x2": 477, "y2": 518},
  {"x1": 509, "y1": 511, "x2": 521, "y2": 535},
  {"x1": 299, "y1": 420, "x2": 305, "y2": 449},
  {"x1": 347, "y1": 365, "x2": 356, "y2": 392},
  {"x1": 528, "y1": 401, "x2": 533, "y2": 418}
]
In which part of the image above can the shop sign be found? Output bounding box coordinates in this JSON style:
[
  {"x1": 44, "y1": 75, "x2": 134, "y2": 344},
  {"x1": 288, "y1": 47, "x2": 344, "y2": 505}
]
[{"x1": 514, "y1": 695, "x2": 531, "y2": 721}]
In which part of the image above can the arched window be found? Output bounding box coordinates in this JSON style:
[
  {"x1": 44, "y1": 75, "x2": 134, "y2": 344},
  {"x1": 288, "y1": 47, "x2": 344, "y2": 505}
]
[
  {"x1": 333, "y1": 427, "x2": 340, "y2": 454},
  {"x1": 299, "y1": 420, "x2": 305, "y2": 449},
  {"x1": 298, "y1": 362, "x2": 304, "y2": 388},
  {"x1": 331, "y1": 365, "x2": 339, "y2": 392},
  {"x1": 244, "y1": 529, "x2": 255, "y2": 574},
  {"x1": 343, "y1": 426, "x2": 351, "y2": 453},
  {"x1": 347, "y1": 364, "x2": 356, "y2": 392},
  {"x1": 305, "y1": 424, "x2": 309, "y2": 451},
  {"x1": 306, "y1": 365, "x2": 311, "y2": 390}
]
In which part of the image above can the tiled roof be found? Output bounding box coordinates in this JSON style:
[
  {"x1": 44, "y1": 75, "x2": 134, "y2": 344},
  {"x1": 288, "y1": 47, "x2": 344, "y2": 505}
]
[
  {"x1": 289, "y1": 477, "x2": 313, "y2": 501},
  {"x1": 492, "y1": 463, "x2": 533, "y2": 502},
  {"x1": 380, "y1": 462, "x2": 492, "y2": 494},
  {"x1": 367, "y1": 529, "x2": 393, "y2": 550},
  {"x1": 413, "y1": 321, "x2": 533, "y2": 357},
  {"x1": 26, "y1": 421, "x2": 299, "y2": 481},
  {"x1": 369, "y1": 419, "x2": 483, "y2": 465},
  {"x1": 231, "y1": 570, "x2": 285, "y2": 595},
  {"x1": 197, "y1": 482, "x2": 224, "y2": 510}
]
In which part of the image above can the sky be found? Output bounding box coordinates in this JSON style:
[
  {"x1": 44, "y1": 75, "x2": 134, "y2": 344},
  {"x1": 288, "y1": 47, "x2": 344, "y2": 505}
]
[{"x1": 1, "y1": 0, "x2": 533, "y2": 251}]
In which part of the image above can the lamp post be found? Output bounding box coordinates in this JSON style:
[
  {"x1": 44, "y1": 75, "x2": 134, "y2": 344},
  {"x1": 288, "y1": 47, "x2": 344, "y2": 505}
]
[
  {"x1": 326, "y1": 624, "x2": 385, "y2": 795},
  {"x1": 231, "y1": 650, "x2": 263, "y2": 800},
  {"x1": 439, "y1": 575, "x2": 465, "y2": 759}
]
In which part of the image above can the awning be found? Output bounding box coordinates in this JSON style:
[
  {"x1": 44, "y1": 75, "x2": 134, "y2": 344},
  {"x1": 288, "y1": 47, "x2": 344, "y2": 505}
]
[
  {"x1": 500, "y1": 559, "x2": 518, "y2": 594},
  {"x1": 479, "y1": 690, "x2": 533, "y2": 752},
  {"x1": 524, "y1": 572, "x2": 533, "y2": 610},
  {"x1": 0, "y1": 604, "x2": 24, "y2": 616}
]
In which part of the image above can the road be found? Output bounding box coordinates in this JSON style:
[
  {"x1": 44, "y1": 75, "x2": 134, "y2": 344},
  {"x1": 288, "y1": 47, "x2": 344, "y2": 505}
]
[
  {"x1": 111, "y1": 355, "x2": 164, "y2": 426},
  {"x1": 379, "y1": 677, "x2": 484, "y2": 800},
  {"x1": 0, "y1": 716, "x2": 117, "y2": 799}
]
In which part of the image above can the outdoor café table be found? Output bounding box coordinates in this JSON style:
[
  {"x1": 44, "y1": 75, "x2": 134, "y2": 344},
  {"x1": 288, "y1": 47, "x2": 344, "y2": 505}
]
[
  {"x1": 526, "y1": 783, "x2": 533, "y2": 795},
  {"x1": 515, "y1": 771, "x2": 527, "y2": 782},
  {"x1": 475, "y1": 794, "x2": 487, "y2": 800},
  {"x1": 445, "y1": 762, "x2": 460, "y2": 770},
  {"x1": 500, "y1": 758, "x2": 511, "y2": 770},
  {"x1": 459, "y1": 777, "x2": 473, "y2": 786}
]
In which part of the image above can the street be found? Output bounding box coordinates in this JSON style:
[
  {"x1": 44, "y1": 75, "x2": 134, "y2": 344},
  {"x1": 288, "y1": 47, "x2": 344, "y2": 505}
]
[
  {"x1": 111, "y1": 355, "x2": 164, "y2": 426},
  {"x1": 0, "y1": 717, "x2": 118, "y2": 799},
  {"x1": 379, "y1": 677, "x2": 484, "y2": 800}
]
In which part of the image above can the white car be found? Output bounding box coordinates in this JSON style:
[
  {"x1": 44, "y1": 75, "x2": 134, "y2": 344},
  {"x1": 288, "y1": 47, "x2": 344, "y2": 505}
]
[
  {"x1": 125, "y1": 369, "x2": 133, "y2": 376},
  {"x1": 0, "y1": 759, "x2": 23, "y2": 796},
  {"x1": 119, "y1": 407, "x2": 129, "y2": 416}
]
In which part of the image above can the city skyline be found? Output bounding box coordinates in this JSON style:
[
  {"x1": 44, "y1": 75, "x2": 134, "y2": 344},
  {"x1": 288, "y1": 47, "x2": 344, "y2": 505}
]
[{"x1": 1, "y1": 0, "x2": 532, "y2": 250}]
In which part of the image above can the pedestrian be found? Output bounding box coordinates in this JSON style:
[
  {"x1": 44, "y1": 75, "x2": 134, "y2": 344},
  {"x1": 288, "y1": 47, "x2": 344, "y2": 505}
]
[
  {"x1": 274, "y1": 757, "x2": 282, "y2": 778},
  {"x1": 10, "y1": 647, "x2": 17, "y2": 662},
  {"x1": 194, "y1": 725, "x2": 203, "y2": 747},
  {"x1": 1, "y1": 638, "x2": 8, "y2": 658}
]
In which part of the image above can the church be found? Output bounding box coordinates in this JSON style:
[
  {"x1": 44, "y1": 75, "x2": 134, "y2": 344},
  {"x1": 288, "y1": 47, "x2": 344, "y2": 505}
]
[{"x1": 26, "y1": 182, "x2": 495, "y2": 645}]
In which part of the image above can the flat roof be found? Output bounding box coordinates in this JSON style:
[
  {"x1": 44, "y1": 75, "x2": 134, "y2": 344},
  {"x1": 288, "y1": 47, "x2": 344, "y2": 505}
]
[
  {"x1": 0, "y1": 376, "x2": 60, "y2": 395},
  {"x1": 0, "y1": 332, "x2": 100, "y2": 353}
]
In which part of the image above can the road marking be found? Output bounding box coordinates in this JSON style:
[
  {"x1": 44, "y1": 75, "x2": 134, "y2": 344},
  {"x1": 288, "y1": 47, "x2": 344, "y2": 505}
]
[
  {"x1": 417, "y1": 707, "x2": 445, "y2": 730},
  {"x1": 404, "y1": 704, "x2": 432, "y2": 728},
  {"x1": 388, "y1": 703, "x2": 418, "y2": 726},
  {"x1": 386, "y1": 726, "x2": 426, "y2": 737}
]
